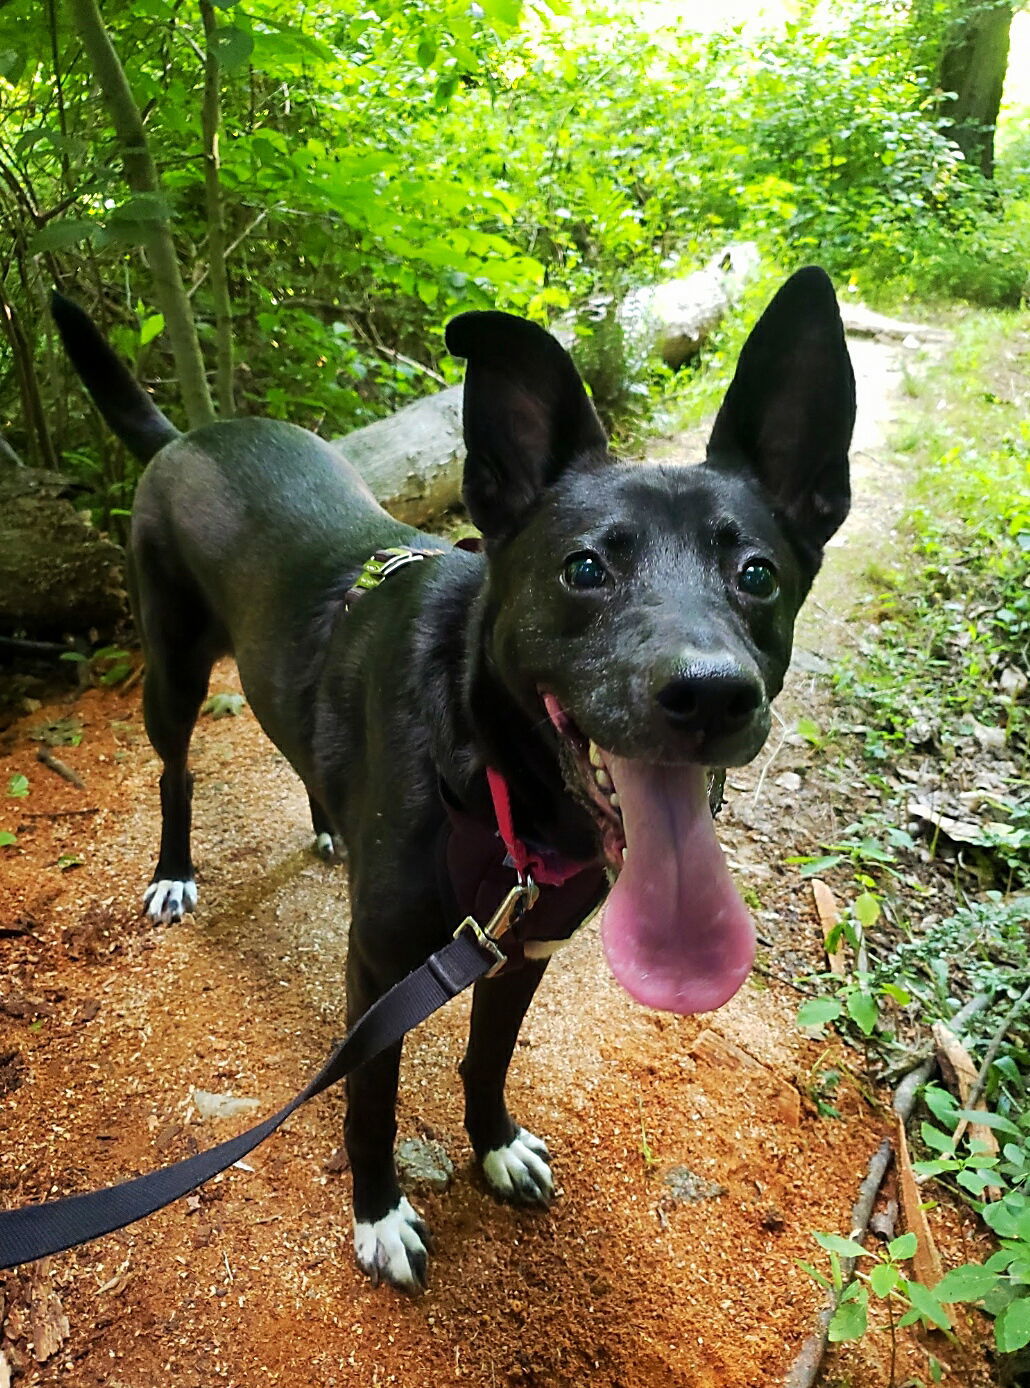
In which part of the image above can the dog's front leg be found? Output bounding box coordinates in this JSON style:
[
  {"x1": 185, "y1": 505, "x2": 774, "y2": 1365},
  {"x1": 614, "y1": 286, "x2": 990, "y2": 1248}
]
[
  {"x1": 460, "y1": 959, "x2": 555, "y2": 1206},
  {"x1": 345, "y1": 956, "x2": 431, "y2": 1294}
]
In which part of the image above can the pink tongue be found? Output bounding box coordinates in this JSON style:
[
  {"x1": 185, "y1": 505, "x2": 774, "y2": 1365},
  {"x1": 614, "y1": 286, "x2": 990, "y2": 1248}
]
[{"x1": 600, "y1": 757, "x2": 756, "y2": 1015}]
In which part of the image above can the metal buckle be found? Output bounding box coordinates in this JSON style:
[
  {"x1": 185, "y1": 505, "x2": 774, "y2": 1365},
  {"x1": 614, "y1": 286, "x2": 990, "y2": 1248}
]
[{"x1": 453, "y1": 875, "x2": 539, "y2": 977}]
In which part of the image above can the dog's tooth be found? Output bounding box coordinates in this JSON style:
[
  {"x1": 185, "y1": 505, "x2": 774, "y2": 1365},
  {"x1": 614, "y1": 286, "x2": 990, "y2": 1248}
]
[
  {"x1": 594, "y1": 767, "x2": 613, "y2": 792},
  {"x1": 610, "y1": 792, "x2": 620, "y2": 810},
  {"x1": 588, "y1": 742, "x2": 604, "y2": 769},
  {"x1": 621, "y1": 846, "x2": 628, "y2": 862}
]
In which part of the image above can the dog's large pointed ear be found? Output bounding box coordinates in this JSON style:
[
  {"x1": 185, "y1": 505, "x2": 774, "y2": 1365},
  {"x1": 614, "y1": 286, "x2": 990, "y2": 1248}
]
[
  {"x1": 445, "y1": 311, "x2": 608, "y2": 539},
  {"x1": 706, "y1": 266, "x2": 856, "y2": 568}
]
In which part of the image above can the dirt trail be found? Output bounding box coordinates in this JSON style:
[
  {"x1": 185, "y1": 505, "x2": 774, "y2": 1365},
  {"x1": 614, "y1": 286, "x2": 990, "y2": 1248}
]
[{"x1": 0, "y1": 326, "x2": 993, "y2": 1388}]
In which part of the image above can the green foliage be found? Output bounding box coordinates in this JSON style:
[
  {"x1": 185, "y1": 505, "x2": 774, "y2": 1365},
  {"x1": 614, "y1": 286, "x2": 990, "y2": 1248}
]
[
  {"x1": 1, "y1": 0, "x2": 1028, "y2": 515},
  {"x1": 7, "y1": 774, "x2": 29, "y2": 799},
  {"x1": 801, "y1": 1227, "x2": 953, "y2": 1350},
  {"x1": 911, "y1": 1088, "x2": 1030, "y2": 1355}
]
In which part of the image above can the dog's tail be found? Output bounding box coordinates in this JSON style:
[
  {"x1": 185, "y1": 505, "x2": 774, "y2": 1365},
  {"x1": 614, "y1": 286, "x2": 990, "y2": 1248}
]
[{"x1": 51, "y1": 292, "x2": 181, "y2": 463}]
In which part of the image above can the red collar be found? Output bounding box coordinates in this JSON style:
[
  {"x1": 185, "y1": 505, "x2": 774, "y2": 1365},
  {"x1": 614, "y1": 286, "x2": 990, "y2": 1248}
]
[{"x1": 485, "y1": 765, "x2": 594, "y2": 888}]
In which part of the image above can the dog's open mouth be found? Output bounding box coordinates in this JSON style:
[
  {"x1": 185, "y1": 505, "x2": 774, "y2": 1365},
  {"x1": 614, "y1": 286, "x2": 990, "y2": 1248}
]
[{"x1": 542, "y1": 693, "x2": 756, "y2": 1016}]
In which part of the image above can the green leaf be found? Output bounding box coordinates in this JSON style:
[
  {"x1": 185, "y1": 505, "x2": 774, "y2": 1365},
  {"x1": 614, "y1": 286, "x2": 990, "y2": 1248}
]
[
  {"x1": 796, "y1": 717, "x2": 822, "y2": 744},
  {"x1": 796, "y1": 1259, "x2": 833, "y2": 1290},
  {"x1": 870, "y1": 1262, "x2": 900, "y2": 1297},
  {"x1": 212, "y1": 25, "x2": 254, "y2": 71},
  {"x1": 935, "y1": 1264, "x2": 999, "y2": 1302},
  {"x1": 814, "y1": 1233, "x2": 868, "y2": 1259},
  {"x1": 139, "y1": 314, "x2": 165, "y2": 347},
  {"x1": 0, "y1": 46, "x2": 27, "y2": 84},
  {"x1": 903, "y1": 1279, "x2": 952, "y2": 1330},
  {"x1": 828, "y1": 1287, "x2": 868, "y2": 1341},
  {"x1": 7, "y1": 774, "x2": 29, "y2": 799},
  {"x1": 887, "y1": 1233, "x2": 918, "y2": 1261},
  {"x1": 29, "y1": 219, "x2": 96, "y2": 253},
  {"x1": 983, "y1": 1200, "x2": 1022, "y2": 1239},
  {"x1": 846, "y1": 989, "x2": 878, "y2": 1036},
  {"x1": 880, "y1": 982, "x2": 911, "y2": 1004},
  {"x1": 995, "y1": 1296, "x2": 1030, "y2": 1353},
  {"x1": 923, "y1": 1085, "x2": 960, "y2": 1125},
  {"x1": 955, "y1": 1109, "x2": 1020, "y2": 1136},
  {"x1": 57, "y1": 853, "x2": 83, "y2": 871},
  {"x1": 920, "y1": 1122, "x2": 956, "y2": 1155},
  {"x1": 854, "y1": 891, "x2": 880, "y2": 928},
  {"x1": 0, "y1": 830, "x2": 16, "y2": 847},
  {"x1": 796, "y1": 997, "x2": 842, "y2": 1029}
]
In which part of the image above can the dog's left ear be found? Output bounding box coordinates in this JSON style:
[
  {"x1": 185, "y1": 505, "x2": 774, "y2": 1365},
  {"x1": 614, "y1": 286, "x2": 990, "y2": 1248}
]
[
  {"x1": 706, "y1": 266, "x2": 856, "y2": 567},
  {"x1": 446, "y1": 311, "x2": 607, "y2": 539}
]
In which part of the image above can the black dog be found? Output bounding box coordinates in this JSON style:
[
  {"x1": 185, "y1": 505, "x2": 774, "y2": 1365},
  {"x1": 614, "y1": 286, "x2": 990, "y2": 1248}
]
[{"x1": 53, "y1": 267, "x2": 855, "y2": 1292}]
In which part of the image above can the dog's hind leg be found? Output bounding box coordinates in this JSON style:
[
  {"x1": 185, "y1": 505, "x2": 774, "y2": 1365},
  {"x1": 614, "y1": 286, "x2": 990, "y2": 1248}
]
[
  {"x1": 133, "y1": 558, "x2": 218, "y2": 925},
  {"x1": 460, "y1": 959, "x2": 554, "y2": 1206}
]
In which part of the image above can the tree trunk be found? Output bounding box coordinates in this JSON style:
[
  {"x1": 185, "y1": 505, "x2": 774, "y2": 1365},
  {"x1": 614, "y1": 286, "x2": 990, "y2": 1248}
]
[
  {"x1": 68, "y1": 0, "x2": 215, "y2": 427},
  {"x1": 200, "y1": 0, "x2": 235, "y2": 416},
  {"x1": 937, "y1": 0, "x2": 1014, "y2": 179}
]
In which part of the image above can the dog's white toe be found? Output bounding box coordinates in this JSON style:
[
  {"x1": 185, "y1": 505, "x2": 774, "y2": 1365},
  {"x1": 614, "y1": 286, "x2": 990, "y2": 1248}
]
[
  {"x1": 482, "y1": 1127, "x2": 554, "y2": 1206},
  {"x1": 353, "y1": 1196, "x2": 430, "y2": 1292},
  {"x1": 314, "y1": 831, "x2": 335, "y2": 860},
  {"x1": 143, "y1": 877, "x2": 197, "y2": 924}
]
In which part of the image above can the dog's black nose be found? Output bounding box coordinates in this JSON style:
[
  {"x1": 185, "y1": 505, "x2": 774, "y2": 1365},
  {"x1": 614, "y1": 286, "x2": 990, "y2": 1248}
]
[{"x1": 655, "y1": 661, "x2": 764, "y2": 735}]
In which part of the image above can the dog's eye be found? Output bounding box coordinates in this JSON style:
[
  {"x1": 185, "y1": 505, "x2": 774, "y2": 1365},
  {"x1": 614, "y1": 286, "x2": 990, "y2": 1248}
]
[
  {"x1": 563, "y1": 552, "x2": 608, "y2": 589},
  {"x1": 738, "y1": 560, "x2": 778, "y2": 599}
]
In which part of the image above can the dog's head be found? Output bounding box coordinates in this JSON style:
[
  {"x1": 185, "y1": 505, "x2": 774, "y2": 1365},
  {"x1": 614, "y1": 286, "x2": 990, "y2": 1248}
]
[{"x1": 446, "y1": 267, "x2": 855, "y2": 1015}]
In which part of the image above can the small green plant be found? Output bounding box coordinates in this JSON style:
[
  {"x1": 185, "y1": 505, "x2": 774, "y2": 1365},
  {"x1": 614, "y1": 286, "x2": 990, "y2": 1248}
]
[
  {"x1": 913, "y1": 1087, "x2": 1030, "y2": 1355},
  {"x1": 801, "y1": 1230, "x2": 952, "y2": 1375},
  {"x1": 0, "y1": 830, "x2": 17, "y2": 847},
  {"x1": 6, "y1": 774, "x2": 28, "y2": 799},
  {"x1": 201, "y1": 692, "x2": 247, "y2": 719},
  {"x1": 60, "y1": 646, "x2": 134, "y2": 687}
]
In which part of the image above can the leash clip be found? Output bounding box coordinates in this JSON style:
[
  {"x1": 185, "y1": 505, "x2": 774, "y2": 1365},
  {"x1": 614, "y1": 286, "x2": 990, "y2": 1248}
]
[{"x1": 453, "y1": 874, "x2": 538, "y2": 977}]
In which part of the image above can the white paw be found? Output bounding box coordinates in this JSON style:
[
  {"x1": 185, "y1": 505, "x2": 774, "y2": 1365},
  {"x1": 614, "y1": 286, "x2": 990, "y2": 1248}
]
[
  {"x1": 314, "y1": 831, "x2": 335, "y2": 860},
  {"x1": 353, "y1": 1196, "x2": 430, "y2": 1292},
  {"x1": 143, "y1": 878, "x2": 197, "y2": 924},
  {"x1": 482, "y1": 1127, "x2": 554, "y2": 1206}
]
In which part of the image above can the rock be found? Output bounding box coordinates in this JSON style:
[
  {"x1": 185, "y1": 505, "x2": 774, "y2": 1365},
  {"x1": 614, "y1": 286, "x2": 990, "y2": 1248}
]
[
  {"x1": 395, "y1": 1137, "x2": 454, "y2": 1195},
  {"x1": 191, "y1": 1089, "x2": 261, "y2": 1120},
  {"x1": 662, "y1": 1165, "x2": 726, "y2": 1205}
]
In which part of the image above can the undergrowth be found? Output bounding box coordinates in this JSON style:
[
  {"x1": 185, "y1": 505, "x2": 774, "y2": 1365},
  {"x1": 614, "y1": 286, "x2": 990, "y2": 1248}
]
[{"x1": 796, "y1": 312, "x2": 1030, "y2": 1378}]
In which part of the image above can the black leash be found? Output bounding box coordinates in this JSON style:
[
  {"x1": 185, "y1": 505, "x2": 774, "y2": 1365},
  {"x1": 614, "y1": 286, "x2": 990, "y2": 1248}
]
[{"x1": 0, "y1": 925, "x2": 500, "y2": 1269}]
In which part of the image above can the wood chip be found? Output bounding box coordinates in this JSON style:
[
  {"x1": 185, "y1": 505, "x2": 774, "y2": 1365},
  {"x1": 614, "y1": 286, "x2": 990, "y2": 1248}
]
[
  {"x1": 28, "y1": 1262, "x2": 70, "y2": 1364},
  {"x1": 895, "y1": 1117, "x2": 943, "y2": 1289},
  {"x1": 811, "y1": 879, "x2": 845, "y2": 974},
  {"x1": 932, "y1": 1021, "x2": 1001, "y2": 1200},
  {"x1": 690, "y1": 1029, "x2": 801, "y2": 1126}
]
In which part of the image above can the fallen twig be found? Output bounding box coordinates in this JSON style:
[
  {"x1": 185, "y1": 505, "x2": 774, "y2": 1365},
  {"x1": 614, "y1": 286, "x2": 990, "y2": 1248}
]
[
  {"x1": 22, "y1": 807, "x2": 99, "y2": 819},
  {"x1": 35, "y1": 747, "x2": 85, "y2": 788}
]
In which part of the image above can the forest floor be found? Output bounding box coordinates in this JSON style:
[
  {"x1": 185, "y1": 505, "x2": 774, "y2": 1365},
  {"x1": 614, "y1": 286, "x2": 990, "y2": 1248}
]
[{"x1": 0, "y1": 321, "x2": 1002, "y2": 1388}]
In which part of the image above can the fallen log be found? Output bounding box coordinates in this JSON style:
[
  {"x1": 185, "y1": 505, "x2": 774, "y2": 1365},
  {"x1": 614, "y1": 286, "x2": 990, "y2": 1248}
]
[
  {"x1": 0, "y1": 466, "x2": 126, "y2": 637},
  {"x1": 333, "y1": 385, "x2": 465, "y2": 526},
  {"x1": 332, "y1": 245, "x2": 761, "y2": 526}
]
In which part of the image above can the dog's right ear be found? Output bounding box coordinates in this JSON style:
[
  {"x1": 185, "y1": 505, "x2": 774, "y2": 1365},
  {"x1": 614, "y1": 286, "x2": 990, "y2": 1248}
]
[
  {"x1": 446, "y1": 311, "x2": 607, "y2": 540},
  {"x1": 705, "y1": 266, "x2": 856, "y2": 572}
]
